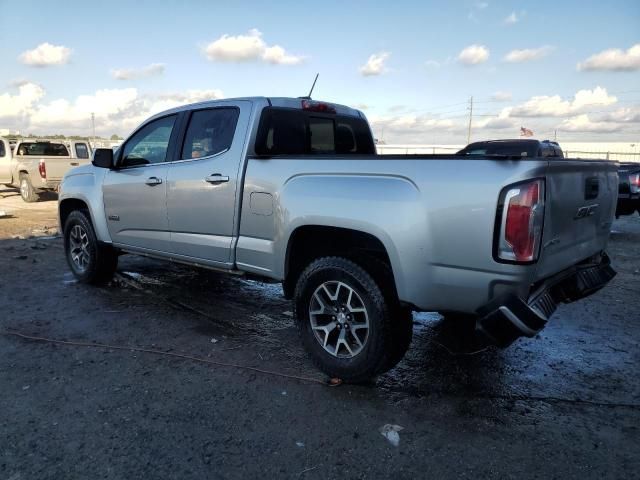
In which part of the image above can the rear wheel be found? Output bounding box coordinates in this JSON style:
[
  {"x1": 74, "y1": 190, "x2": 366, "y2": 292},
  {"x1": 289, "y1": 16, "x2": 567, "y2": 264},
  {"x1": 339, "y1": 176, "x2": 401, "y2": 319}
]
[
  {"x1": 64, "y1": 210, "x2": 118, "y2": 284},
  {"x1": 19, "y1": 174, "x2": 40, "y2": 203},
  {"x1": 294, "y1": 257, "x2": 411, "y2": 382}
]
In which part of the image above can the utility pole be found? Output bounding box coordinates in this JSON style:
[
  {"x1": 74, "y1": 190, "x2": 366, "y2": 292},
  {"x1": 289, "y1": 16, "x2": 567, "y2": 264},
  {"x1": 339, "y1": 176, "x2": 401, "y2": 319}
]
[
  {"x1": 91, "y1": 112, "x2": 95, "y2": 146},
  {"x1": 554, "y1": 129, "x2": 557, "y2": 141},
  {"x1": 466, "y1": 96, "x2": 473, "y2": 145}
]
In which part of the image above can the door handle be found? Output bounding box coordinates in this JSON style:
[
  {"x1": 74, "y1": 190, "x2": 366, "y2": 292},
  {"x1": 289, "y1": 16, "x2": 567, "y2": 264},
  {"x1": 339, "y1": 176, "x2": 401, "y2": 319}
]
[
  {"x1": 205, "y1": 174, "x2": 230, "y2": 184},
  {"x1": 70, "y1": 162, "x2": 79, "y2": 166},
  {"x1": 145, "y1": 176, "x2": 163, "y2": 186}
]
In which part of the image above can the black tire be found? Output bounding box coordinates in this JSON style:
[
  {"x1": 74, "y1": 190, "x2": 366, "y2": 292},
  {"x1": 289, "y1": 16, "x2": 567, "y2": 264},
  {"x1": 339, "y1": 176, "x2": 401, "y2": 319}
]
[
  {"x1": 293, "y1": 256, "x2": 411, "y2": 382},
  {"x1": 63, "y1": 210, "x2": 118, "y2": 284},
  {"x1": 376, "y1": 305, "x2": 413, "y2": 375},
  {"x1": 19, "y1": 173, "x2": 40, "y2": 203}
]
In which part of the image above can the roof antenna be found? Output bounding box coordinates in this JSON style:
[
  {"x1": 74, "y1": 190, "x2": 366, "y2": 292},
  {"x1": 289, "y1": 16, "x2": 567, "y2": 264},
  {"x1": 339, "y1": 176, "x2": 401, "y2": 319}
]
[{"x1": 302, "y1": 73, "x2": 319, "y2": 99}]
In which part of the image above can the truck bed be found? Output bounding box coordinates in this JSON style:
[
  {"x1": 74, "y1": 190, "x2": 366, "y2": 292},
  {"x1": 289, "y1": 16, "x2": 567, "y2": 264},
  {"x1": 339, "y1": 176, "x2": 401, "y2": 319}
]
[{"x1": 240, "y1": 154, "x2": 617, "y2": 312}]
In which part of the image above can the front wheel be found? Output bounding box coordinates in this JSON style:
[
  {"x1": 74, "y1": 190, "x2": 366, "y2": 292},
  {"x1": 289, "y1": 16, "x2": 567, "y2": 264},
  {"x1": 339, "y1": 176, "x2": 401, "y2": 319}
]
[
  {"x1": 63, "y1": 210, "x2": 118, "y2": 284},
  {"x1": 294, "y1": 257, "x2": 411, "y2": 382}
]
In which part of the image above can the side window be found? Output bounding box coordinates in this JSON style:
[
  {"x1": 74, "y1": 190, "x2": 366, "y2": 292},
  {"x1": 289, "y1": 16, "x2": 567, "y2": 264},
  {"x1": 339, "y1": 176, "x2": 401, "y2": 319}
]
[
  {"x1": 0, "y1": 142, "x2": 5, "y2": 157},
  {"x1": 121, "y1": 115, "x2": 176, "y2": 167},
  {"x1": 180, "y1": 108, "x2": 239, "y2": 160},
  {"x1": 75, "y1": 143, "x2": 89, "y2": 159}
]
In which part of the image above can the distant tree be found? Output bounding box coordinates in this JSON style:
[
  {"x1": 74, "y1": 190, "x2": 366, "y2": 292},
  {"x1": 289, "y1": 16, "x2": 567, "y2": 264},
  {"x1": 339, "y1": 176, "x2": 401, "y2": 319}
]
[{"x1": 110, "y1": 134, "x2": 122, "y2": 141}]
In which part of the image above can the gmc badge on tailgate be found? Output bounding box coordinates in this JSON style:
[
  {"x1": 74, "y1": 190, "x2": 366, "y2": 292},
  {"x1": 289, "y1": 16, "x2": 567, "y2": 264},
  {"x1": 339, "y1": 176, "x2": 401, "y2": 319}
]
[{"x1": 574, "y1": 204, "x2": 599, "y2": 219}]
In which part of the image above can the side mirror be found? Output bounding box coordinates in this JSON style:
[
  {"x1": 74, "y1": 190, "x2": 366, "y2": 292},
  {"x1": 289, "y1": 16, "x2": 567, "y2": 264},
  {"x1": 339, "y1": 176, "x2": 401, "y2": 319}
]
[{"x1": 92, "y1": 148, "x2": 114, "y2": 169}]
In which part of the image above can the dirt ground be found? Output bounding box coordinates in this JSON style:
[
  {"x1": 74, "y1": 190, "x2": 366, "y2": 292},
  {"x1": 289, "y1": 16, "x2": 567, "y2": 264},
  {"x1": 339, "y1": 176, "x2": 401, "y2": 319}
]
[{"x1": 1, "y1": 186, "x2": 639, "y2": 479}]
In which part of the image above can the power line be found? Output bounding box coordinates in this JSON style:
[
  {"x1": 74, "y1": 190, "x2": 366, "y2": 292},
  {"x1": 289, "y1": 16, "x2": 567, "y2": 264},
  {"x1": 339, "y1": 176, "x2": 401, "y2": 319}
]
[{"x1": 467, "y1": 96, "x2": 473, "y2": 144}]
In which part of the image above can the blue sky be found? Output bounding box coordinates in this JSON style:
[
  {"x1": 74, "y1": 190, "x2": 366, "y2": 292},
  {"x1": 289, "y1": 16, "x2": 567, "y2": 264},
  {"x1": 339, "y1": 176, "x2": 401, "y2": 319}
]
[{"x1": 1, "y1": 0, "x2": 639, "y2": 143}]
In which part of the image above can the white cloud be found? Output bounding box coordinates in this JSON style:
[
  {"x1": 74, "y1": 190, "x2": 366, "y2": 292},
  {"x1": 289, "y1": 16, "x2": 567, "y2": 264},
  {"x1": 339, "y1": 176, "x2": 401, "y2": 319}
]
[
  {"x1": 504, "y1": 46, "x2": 554, "y2": 63},
  {"x1": 559, "y1": 114, "x2": 622, "y2": 133},
  {"x1": 425, "y1": 60, "x2": 441, "y2": 68},
  {"x1": 504, "y1": 11, "x2": 525, "y2": 24},
  {"x1": 468, "y1": 2, "x2": 489, "y2": 22},
  {"x1": 491, "y1": 91, "x2": 512, "y2": 101},
  {"x1": 509, "y1": 86, "x2": 617, "y2": 117},
  {"x1": 0, "y1": 82, "x2": 46, "y2": 119},
  {"x1": 359, "y1": 52, "x2": 391, "y2": 76},
  {"x1": 457, "y1": 45, "x2": 489, "y2": 65},
  {"x1": 597, "y1": 106, "x2": 640, "y2": 123},
  {"x1": 203, "y1": 29, "x2": 304, "y2": 65},
  {"x1": 0, "y1": 84, "x2": 225, "y2": 136},
  {"x1": 262, "y1": 45, "x2": 304, "y2": 65},
  {"x1": 111, "y1": 63, "x2": 166, "y2": 80},
  {"x1": 577, "y1": 44, "x2": 640, "y2": 72},
  {"x1": 19, "y1": 43, "x2": 72, "y2": 67}
]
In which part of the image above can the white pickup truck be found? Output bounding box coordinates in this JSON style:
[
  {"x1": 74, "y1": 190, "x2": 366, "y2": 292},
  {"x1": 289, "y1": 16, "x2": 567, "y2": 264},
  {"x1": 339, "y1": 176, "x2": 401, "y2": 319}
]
[
  {"x1": 58, "y1": 97, "x2": 617, "y2": 381},
  {"x1": 0, "y1": 138, "x2": 92, "y2": 202}
]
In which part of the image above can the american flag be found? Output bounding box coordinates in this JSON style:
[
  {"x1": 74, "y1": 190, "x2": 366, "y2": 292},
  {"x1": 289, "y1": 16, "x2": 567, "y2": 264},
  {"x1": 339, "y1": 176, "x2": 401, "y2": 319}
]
[{"x1": 520, "y1": 126, "x2": 534, "y2": 137}]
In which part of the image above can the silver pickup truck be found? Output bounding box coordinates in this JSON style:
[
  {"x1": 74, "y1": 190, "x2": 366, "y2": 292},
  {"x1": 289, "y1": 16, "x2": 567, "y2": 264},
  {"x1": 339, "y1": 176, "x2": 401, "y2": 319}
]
[
  {"x1": 0, "y1": 138, "x2": 92, "y2": 202},
  {"x1": 58, "y1": 97, "x2": 617, "y2": 381}
]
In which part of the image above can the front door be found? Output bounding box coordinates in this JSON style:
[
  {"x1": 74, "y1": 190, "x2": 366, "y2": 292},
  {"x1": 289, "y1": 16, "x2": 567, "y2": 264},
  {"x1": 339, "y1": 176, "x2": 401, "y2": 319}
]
[
  {"x1": 103, "y1": 114, "x2": 178, "y2": 253},
  {"x1": 167, "y1": 104, "x2": 248, "y2": 266}
]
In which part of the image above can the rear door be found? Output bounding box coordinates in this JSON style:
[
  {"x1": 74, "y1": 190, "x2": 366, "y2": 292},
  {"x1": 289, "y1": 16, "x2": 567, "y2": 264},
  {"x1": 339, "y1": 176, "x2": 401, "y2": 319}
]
[
  {"x1": 166, "y1": 101, "x2": 251, "y2": 267},
  {"x1": 535, "y1": 159, "x2": 618, "y2": 279},
  {"x1": 103, "y1": 114, "x2": 179, "y2": 253}
]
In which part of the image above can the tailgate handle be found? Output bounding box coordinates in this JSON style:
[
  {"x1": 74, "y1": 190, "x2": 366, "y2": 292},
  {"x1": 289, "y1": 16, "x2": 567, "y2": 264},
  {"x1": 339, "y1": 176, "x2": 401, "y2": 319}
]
[{"x1": 585, "y1": 177, "x2": 599, "y2": 200}]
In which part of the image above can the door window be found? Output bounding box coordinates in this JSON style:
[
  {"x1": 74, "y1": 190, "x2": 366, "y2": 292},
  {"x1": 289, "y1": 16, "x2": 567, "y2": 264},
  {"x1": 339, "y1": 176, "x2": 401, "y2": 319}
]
[
  {"x1": 180, "y1": 108, "x2": 239, "y2": 160},
  {"x1": 121, "y1": 115, "x2": 177, "y2": 167},
  {"x1": 75, "y1": 143, "x2": 89, "y2": 159}
]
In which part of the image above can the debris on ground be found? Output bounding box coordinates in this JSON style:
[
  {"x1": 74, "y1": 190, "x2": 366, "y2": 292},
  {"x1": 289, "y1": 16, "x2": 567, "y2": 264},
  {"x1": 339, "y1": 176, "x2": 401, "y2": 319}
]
[{"x1": 379, "y1": 424, "x2": 404, "y2": 447}]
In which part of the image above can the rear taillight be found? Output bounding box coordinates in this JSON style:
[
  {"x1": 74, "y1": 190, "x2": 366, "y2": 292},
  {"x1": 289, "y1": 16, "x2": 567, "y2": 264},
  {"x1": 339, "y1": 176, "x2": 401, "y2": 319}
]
[
  {"x1": 630, "y1": 173, "x2": 640, "y2": 194},
  {"x1": 38, "y1": 159, "x2": 46, "y2": 179},
  {"x1": 496, "y1": 179, "x2": 545, "y2": 263}
]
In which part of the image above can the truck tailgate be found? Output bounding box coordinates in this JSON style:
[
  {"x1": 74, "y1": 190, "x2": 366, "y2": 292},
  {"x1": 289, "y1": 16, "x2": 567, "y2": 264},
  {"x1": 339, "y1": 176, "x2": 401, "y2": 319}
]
[
  {"x1": 535, "y1": 160, "x2": 617, "y2": 280},
  {"x1": 44, "y1": 156, "x2": 85, "y2": 181}
]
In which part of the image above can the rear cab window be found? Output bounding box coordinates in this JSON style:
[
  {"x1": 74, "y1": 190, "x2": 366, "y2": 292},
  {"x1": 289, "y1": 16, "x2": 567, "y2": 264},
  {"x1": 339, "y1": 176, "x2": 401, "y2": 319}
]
[
  {"x1": 16, "y1": 142, "x2": 70, "y2": 156},
  {"x1": 0, "y1": 141, "x2": 5, "y2": 157},
  {"x1": 255, "y1": 107, "x2": 375, "y2": 155}
]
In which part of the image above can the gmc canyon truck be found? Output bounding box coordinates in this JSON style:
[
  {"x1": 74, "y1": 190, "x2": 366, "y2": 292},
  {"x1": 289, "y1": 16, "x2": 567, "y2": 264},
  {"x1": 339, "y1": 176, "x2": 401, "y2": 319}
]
[
  {"x1": 58, "y1": 97, "x2": 617, "y2": 381},
  {"x1": 0, "y1": 138, "x2": 92, "y2": 202}
]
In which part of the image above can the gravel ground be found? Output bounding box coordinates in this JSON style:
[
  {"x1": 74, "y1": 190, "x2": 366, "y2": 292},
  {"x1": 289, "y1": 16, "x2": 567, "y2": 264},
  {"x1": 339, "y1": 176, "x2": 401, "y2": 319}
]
[{"x1": 1, "y1": 188, "x2": 639, "y2": 479}]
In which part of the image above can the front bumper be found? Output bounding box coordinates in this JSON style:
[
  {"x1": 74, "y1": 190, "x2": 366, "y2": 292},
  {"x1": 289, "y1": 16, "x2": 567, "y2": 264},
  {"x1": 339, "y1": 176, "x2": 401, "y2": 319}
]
[{"x1": 477, "y1": 252, "x2": 616, "y2": 347}]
